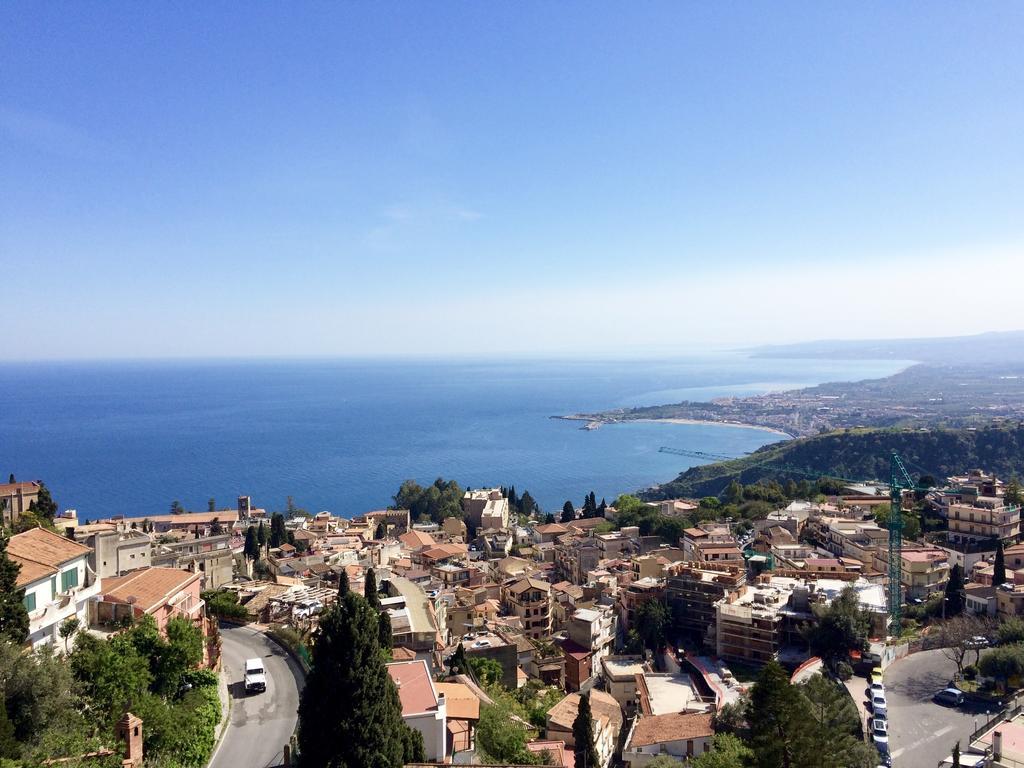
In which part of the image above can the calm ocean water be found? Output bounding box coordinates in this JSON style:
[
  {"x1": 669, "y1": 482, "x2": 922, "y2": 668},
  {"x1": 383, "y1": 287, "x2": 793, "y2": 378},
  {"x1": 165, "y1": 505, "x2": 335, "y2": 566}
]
[{"x1": 0, "y1": 355, "x2": 909, "y2": 520}]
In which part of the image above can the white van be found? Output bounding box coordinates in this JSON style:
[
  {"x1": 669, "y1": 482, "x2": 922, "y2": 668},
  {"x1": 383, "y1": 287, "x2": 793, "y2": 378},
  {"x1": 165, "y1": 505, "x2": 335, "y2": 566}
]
[{"x1": 244, "y1": 658, "x2": 267, "y2": 694}]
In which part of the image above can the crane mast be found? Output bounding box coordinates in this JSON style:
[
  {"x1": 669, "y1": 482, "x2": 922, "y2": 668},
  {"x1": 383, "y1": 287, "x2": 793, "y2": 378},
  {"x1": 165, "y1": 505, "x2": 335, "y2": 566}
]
[{"x1": 889, "y1": 452, "x2": 916, "y2": 635}]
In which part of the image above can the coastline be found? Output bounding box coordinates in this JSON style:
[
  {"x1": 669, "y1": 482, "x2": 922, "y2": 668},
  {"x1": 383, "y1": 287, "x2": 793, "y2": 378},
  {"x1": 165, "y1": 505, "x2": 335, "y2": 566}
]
[{"x1": 554, "y1": 414, "x2": 794, "y2": 439}]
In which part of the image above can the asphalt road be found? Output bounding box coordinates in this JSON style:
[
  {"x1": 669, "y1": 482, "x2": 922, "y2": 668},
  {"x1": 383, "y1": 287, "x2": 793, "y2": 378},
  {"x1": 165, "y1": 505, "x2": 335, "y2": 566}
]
[
  {"x1": 881, "y1": 649, "x2": 995, "y2": 768},
  {"x1": 210, "y1": 624, "x2": 305, "y2": 768}
]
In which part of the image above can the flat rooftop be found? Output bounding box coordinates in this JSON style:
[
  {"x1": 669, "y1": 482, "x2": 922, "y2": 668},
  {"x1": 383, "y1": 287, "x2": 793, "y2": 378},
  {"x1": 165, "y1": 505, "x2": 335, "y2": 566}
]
[{"x1": 642, "y1": 672, "x2": 708, "y2": 715}]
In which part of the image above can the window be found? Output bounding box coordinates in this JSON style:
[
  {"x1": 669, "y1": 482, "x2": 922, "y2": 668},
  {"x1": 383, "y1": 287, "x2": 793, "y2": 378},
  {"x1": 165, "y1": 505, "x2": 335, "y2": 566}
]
[
  {"x1": 61, "y1": 568, "x2": 80, "y2": 592},
  {"x1": 23, "y1": 592, "x2": 36, "y2": 612},
  {"x1": 50, "y1": 576, "x2": 57, "y2": 598}
]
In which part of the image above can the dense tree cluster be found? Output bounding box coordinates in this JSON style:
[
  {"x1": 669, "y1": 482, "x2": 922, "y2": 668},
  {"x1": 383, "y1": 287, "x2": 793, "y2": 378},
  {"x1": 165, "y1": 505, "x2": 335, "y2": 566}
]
[
  {"x1": 0, "y1": 533, "x2": 29, "y2": 645},
  {"x1": 393, "y1": 478, "x2": 464, "y2": 524},
  {"x1": 802, "y1": 585, "x2": 870, "y2": 671}
]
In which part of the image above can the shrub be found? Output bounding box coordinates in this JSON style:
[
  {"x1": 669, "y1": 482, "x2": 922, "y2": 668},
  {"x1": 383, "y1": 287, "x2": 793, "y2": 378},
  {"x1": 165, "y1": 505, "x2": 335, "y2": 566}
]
[
  {"x1": 963, "y1": 665, "x2": 978, "y2": 680},
  {"x1": 201, "y1": 590, "x2": 249, "y2": 621},
  {"x1": 835, "y1": 662, "x2": 853, "y2": 681}
]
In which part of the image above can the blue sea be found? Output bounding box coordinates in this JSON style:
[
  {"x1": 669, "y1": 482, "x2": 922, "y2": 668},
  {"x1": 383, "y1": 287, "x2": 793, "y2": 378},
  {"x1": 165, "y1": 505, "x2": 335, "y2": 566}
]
[{"x1": 0, "y1": 355, "x2": 909, "y2": 520}]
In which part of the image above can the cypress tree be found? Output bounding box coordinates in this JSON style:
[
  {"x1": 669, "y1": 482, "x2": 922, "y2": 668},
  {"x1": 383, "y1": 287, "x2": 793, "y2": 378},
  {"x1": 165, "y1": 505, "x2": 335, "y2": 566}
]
[
  {"x1": 378, "y1": 610, "x2": 392, "y2": 650},
  {"x1": 0, "y1": 533, "x2": 29, "y2": 645},
  {"x1": 297, "y1": 592, "x2": 407, "y2": 768},
  {"x1": 364, "y1": 568, "x2": 380, "y2": 608},
  {"x1": 952, "y1": 741, "x2": 960, "y2": 768},
  {"x1": 270, "y1": 513, "x2": 286, "y2": 548},
  {"x1": 572, "y1": 692, "x2": 600, "y2": 768},
  {"x1": 338, "y1": 569, "x2": 350, "y2": 597},
  {"x1": 561, "y1": 501, "x2": 575, "y2": 524},
  {"x1": 994, "y1": 541, "x2": 1007, "y2": 586},
  {"x1": 257, "y1": 520, "x2": 268, "y2": 551},
  {"x1": 449, "y1": 642, "x2": 468, "y2": 676},
  {"x1": 244, "y1": 526, "x2": 259, "y2": 561},
  {"x1": 598, "y1": 498, "x2": 607, "y2": 517},
  {"x1": 945, "y1": 564, "x2": 966, "y2": 617}
]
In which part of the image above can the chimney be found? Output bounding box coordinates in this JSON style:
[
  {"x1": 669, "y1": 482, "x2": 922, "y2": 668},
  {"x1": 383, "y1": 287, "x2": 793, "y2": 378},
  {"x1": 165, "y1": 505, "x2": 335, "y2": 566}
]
[{"x1": 116, "y1": 712, "x2": 143, "y2": 768}]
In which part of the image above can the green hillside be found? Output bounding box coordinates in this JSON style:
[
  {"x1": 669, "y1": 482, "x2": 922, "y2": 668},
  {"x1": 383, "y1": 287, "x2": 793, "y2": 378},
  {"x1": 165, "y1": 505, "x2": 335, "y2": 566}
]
[{"x1": 647, "y1": 424, "x2": 1024, "y2": 499}]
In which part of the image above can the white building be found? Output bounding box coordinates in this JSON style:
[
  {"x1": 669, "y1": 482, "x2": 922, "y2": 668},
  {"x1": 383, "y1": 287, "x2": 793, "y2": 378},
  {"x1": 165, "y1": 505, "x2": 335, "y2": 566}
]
[
  {"x1": 10, "y1": 527, "x2": 100, "y2": 650},
  {"x1": 387, "y1": 659, "x2": 447, "y2": 761}
]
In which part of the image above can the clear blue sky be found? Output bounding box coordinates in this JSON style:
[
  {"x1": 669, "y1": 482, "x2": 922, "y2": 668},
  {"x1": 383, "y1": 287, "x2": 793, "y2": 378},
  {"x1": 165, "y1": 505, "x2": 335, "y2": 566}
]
[{"x1": 2, "y1": 3, "x2": 1022, "y2": 359}]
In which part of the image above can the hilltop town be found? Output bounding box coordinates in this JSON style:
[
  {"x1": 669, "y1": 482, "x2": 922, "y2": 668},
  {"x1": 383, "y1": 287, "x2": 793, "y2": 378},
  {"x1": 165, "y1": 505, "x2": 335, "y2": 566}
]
[{"x1": 5, "y1": 463, "x2": 1024, "y2": 768}]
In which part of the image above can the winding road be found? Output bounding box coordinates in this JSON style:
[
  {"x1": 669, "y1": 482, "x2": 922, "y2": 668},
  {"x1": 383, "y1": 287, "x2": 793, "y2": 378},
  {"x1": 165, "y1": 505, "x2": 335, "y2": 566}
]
[{"x1": 210, "y1": 624, "x2": 305, "y2": 768}]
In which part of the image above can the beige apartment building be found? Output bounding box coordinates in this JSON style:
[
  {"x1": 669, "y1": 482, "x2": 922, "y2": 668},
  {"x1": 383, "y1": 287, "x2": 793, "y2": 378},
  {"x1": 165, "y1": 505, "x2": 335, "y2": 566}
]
[
  {"x1": 503, "y1": 577, "x2": 551, "y2": 640},
  {"x1": 948, "y1": 499, "x2": 1021, "y2": 544}
]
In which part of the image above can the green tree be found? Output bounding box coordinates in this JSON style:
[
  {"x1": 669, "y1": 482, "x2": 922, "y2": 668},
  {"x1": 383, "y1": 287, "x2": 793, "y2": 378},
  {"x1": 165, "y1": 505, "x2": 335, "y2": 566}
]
[
  {"x1": 633, "y1": 599, "x2": 668, "y2": 652},
  {"x1": 208, "y1": 498, "x2": 216, "y2": 512},
  {"x1": 296, "y1": 591, "x2": 413, "y2": 768},
  {"x1": 27, "y1": 484, "x2": 58, "y2": 524},
  {"x1": 725, "y1": 480, "x2": 745, "y2": 505},
  {"x1": 519, "y1": 491, "x2": 538, "y2": 518},
  {"x1": 1006, "y1": 478, "x2": 1023, "y2": 508},
  {"x1": 448, "y1": 642, "x2": 469, "y2": 676},
  {"x1": 377, "y1": 609, "x2": 392, "y2": 651},
  {"x1": 945, "y1": 564, "x2": 966, "y2": 617},
  {"x1": 0, "y1": 534, "x2": 28, "y2": 645},
  {"x1": 799, "y1": 674, "x2": 875, "y2": 767},
  {"x1": 170, "y1": 500, "x2": 183, "y2": 515},
  {"x1": 364, "y1": 568, "x2": 380, "y2": 609},
  {"x1": 979, "y1": 644, "x2": 1024, "y2": 692},
  {"x1": 997, "y1": 616, "x2": 1024, "y2": 645},
  {"x1": 572, "y1": 692, "x2": 600, "y2": 768},
  {"x1": 561, "y1": 501, "x2": 575, "y2": 524},
  {"x1": 210, "y1": 517, "x2": 223, "y2": 536},
  {"x1": 543, "y1": 513, "x2": 556, "y2": 525},
  {"x1": 802, "y1": 585, "x2": 870, "y2": 669},
  {"x1": 746, "y1": 661, "x2": 814, "y2": 768},
  {"x1": 69, "y1": 631, "x2": 152, "y2": 722},
  {"x1": 59, "y1": 616, "x2": 80, "y2": 654},
  {"x1": 468, "y1": 657, "x2": 503, "y2": 687},
  {"x1": 269, "y1": 513, "x2": 287, "y2": 549},
  {"x1": 952, "y1": 740, "x2": 961, "y2": 768},
  {"x1": 338, "y1": 569, "x2": 350, "y2": 597},
  {"x1": 244, "y1": 526, "x2": 260, "y2": 561},
  {"x1": 994, "y1": 540, "x2": 1007, "y2": 586},
  {"x1": 257, "y1": 520, "x2": 268, "y2": 552},
  {"x1": 476, "y1": 687, "x2": 537, "y2": 764},
  {"x1": 689, "y1": 733, "x2": 753, "y2": 768},
  {"x1": 0, "y1": 698, "x2": 18, "y2": 761}
]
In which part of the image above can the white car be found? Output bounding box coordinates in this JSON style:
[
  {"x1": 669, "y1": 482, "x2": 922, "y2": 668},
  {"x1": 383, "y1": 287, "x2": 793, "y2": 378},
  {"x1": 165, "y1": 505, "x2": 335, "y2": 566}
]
[
  {"x1": 870, "y1": 681, "x2": 885, "y2": 697},
  {"x1": 871, "y1": 692, "x2": 888, "y2": 717},
  {"x1": 244, "y1": 657, "x2": 267, "y2": 694},
  {"x1": 872, "y1": 717, "x2": 889, "y2": 747}
]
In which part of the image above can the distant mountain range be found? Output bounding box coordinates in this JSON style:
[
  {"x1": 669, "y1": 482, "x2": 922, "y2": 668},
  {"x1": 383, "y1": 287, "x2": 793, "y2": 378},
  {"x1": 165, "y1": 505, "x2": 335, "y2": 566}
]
[{"x1": 748, "y1": 330, "x2": 1024, "y2": 364}]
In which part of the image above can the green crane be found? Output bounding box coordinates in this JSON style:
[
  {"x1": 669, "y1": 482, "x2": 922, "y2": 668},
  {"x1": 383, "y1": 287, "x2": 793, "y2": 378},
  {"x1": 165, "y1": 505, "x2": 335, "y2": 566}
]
[{"x1": 888, "y1": 452, "x2": 917, "y2": 635}]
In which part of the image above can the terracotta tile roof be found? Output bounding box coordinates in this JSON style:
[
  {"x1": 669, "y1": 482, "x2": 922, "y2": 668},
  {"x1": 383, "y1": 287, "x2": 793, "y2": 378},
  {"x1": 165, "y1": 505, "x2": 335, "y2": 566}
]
[
  {"x1": 400, "y1": 530, "x2": 437, "y2": 550},
  {"x1": 9, "y1": 527, "x2": 91, "y2": 586},
  {"x1": 547, "y1": 690, "x2": 621, "y2": 733},
  {"x1": 628, "y1": 712, "x2": 713, "y2": 747},
  {"x1": 387, "y1": 660, "x2": 439, "y2": 715},
  {"x1": 435, "y1": 682, "x2": 480, "y2": 720},
  {"x1": 0, "y1": 481, "x2": 41, "y2": 495},
  {"x1": 507, "y1": 577, "x2": 551, "y2": 595},
  {"x1": 527, "y1": 740, "x2": 573, "y2": 768},
  {"x1": 100, "y1": 567, "x2": 201, "y2": 612},
  {"x1": 146, "y1": 511, "x2": 240, "y2": 525},
  {"x1": 392, "y1": 646, "x2": 417, "y2": 661},
  {"x1": 534, "y1": 524, "x2": 569, "y2": 535},
  {"x1": 421, "y1": 543, "x2": 468, "y2": 561}
]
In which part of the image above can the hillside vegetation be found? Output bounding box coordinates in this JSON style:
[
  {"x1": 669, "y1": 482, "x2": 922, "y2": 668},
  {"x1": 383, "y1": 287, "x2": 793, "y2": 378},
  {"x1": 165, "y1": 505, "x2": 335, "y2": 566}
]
[{"x1": 646, "y1": 424, "x2": 1024, "y2": 499}]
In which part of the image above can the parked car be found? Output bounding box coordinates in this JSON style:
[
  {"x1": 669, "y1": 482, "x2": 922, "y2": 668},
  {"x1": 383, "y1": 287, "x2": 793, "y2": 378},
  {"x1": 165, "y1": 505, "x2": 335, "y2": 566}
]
[
  {"x1": 871, "y1": 692, "x2": 888, "y2": 717},
  {"x1": 244, "y1": 657, "x2": 267, "y2": 694},
  {"x1": 933, "y1": 688, "x2": 964, "y2": 707},
  {"x1": 870, "y1": 681, "x2": 885, "y2": 697},
  {"x1": 872, "y1": 717, "x2": 889, "y2": 748},
  {"x1": 966, "y1": 636, "x2": 990, "y2": 649}
]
